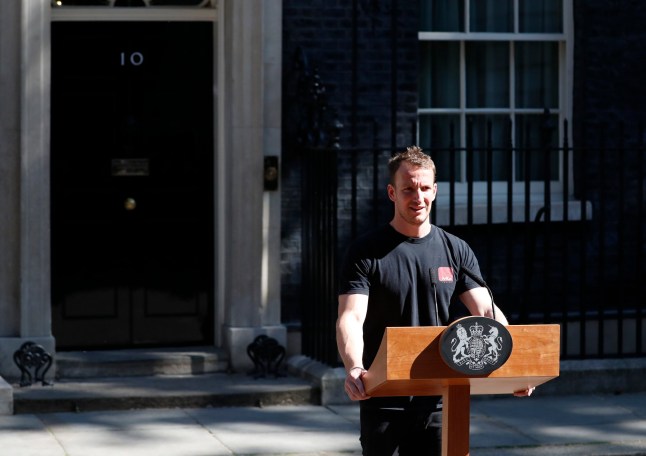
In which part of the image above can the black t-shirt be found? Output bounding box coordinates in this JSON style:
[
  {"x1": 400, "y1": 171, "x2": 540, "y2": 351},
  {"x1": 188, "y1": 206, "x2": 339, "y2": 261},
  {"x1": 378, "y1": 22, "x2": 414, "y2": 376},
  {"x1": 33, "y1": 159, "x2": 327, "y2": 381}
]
[
  {"x1": 338, "y1": 223, "x2": 483, "y2": 370},
  {"x1": 338, "y1": 224, "x2": 484, "y2": 410}
]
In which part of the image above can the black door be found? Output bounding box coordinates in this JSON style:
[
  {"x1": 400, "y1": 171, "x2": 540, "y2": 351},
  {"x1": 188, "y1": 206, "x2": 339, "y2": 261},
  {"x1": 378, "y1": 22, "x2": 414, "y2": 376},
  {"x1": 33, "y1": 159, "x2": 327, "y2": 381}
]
[{"x1": 51, "y1": 22, "x2": 214, "y2": 349}]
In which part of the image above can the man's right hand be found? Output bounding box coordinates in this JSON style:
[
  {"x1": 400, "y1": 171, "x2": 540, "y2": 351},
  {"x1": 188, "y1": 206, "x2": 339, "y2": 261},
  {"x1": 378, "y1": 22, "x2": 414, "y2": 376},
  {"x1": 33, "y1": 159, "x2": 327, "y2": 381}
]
[{"x1": 344, "y1": 367, "x2": 370, "y2": 401}]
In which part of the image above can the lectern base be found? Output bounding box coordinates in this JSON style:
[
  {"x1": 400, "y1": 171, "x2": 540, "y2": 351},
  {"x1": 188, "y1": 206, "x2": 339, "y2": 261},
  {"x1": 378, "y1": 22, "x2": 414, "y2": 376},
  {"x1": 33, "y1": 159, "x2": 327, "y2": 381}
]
[{"x1": 442, "y1": 385, "x2": 471, "y2": 456}]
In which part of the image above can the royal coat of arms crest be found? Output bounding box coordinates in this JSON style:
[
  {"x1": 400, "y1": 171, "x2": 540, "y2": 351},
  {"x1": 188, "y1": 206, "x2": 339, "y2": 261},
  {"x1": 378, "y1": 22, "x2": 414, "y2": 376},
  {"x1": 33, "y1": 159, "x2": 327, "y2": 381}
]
[{"x1": 439, "y1": 316, "x2": 513, "y2": 375}]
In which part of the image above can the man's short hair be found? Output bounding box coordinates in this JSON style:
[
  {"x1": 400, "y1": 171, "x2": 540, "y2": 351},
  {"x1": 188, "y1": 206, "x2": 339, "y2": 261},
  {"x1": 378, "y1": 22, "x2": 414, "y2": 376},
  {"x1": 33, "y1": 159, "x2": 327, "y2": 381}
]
[{"x1": 388, "y1": 146, "x2": 437, "y2": 184}]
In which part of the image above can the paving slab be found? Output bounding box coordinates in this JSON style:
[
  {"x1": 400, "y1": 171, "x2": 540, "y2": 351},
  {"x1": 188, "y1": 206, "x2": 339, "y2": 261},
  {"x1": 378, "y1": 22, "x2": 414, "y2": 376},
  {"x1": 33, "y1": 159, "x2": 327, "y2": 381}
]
[
  {"x1": 473, "y1": 394, "x2": 646, "y2": 447},
  {"x1": 52, "y1": 427, "x2": 230, "y2": 456},
  {"x1": 188, "y1": 405, "x2": 362, "y2": 454},
  {"x1": 0, "y1": 414, "x2": 66, "y2": 456},
  {"x1": 1, "y1": 393, "x2": 646, "y2": 455}
]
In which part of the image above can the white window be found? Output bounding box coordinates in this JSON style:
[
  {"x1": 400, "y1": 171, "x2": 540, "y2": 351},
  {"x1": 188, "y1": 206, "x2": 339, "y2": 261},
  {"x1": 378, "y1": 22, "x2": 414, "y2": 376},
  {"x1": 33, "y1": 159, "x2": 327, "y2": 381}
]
[{"x1": 418, "y1": 0, "x2": 580, "y2": 224}]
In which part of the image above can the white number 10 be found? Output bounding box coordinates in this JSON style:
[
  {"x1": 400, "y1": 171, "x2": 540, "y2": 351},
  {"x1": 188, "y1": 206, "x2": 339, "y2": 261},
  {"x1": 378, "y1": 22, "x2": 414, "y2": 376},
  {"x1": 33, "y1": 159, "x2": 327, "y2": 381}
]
[{"x1": 120, "y1": 51, "x2": 144, "y2": 66}]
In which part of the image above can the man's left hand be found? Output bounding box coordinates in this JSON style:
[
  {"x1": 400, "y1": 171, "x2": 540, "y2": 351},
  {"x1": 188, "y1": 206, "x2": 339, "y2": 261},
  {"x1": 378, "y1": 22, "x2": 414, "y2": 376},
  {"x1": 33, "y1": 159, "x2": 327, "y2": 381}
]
[{"x1": 513, "y1": 387, "x2": 535, "y2": 397}]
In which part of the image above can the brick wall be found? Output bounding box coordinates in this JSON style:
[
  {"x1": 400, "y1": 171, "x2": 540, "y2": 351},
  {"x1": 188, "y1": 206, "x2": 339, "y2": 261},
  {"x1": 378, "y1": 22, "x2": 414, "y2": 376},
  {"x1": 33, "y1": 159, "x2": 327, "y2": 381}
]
[
  {"x1": 281, "y1": 0, "x2": 646, "y2": 356},
  {"x1": 281, "y1": 0, "x2": 419, "y2": 324},
  {"x1": 572, "y1": 0, "x2": 646, "y2": 135},
  {"x1": 571, "y1": 0, "x2": 646, "y2": 316}
]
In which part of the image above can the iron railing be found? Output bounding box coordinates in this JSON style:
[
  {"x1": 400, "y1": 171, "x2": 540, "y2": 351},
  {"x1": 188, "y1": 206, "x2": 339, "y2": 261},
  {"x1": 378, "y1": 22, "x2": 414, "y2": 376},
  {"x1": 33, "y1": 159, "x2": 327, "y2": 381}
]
[{"x1": 301, "y1": 120, "x2": 646, "y2": 365}]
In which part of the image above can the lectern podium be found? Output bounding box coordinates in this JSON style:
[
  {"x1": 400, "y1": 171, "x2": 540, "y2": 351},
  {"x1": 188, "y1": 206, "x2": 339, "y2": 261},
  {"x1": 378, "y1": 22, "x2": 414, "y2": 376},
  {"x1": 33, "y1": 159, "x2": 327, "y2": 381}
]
[{"x1": 362, "y1": 323, "x2": 560, "y2": 456}]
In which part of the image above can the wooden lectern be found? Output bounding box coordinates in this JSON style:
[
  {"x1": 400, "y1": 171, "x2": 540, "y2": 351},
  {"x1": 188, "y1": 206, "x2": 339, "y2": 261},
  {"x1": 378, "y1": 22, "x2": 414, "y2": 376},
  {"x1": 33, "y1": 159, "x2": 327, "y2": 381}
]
[{"x1": 362, "y1": 324, "x2": 560, "y2": 456}]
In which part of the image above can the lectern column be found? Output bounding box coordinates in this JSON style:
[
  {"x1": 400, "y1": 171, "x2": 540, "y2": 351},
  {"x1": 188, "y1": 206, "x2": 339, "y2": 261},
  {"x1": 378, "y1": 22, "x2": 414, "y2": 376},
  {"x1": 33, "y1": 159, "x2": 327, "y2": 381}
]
[{"x1": 442, "y1": 385, "x2": 471, "y2": 456}]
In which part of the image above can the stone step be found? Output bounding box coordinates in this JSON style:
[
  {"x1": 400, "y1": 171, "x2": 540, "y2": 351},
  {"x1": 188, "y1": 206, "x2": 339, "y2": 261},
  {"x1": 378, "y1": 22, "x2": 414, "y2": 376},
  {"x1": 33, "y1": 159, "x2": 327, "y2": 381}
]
[
  {"x1": 12, "y1": 372, "x2": 319, "y2": 414},
  {"x1": 54, "y1": 346, "x2": 230, "y2": 379},
  {"x1": 8, "y1": 347, "x2": 319, "y2": 415}
]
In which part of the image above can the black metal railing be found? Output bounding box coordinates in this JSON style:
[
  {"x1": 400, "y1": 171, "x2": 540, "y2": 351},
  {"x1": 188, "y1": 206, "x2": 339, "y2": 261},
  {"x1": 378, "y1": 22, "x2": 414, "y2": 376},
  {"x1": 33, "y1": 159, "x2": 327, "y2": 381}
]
[
  {"x1": 301, "y1": 146, "x2": 339, "y2": 365},
  {"x1": 300, "y1": 120, "x2": 646, "y2": 365}
]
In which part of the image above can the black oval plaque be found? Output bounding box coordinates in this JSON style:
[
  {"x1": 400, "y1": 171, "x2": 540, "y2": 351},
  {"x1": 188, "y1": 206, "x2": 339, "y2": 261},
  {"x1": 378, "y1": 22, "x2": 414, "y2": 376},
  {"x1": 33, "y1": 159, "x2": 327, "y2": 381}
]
[{"x1": 439, "y1": 316, "x2": 513, "y2": 375}]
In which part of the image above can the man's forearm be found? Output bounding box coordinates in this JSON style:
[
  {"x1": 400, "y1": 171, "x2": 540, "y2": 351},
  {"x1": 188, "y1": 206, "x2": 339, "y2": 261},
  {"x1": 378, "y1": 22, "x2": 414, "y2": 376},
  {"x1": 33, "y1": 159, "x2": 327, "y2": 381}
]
[{"x1": 336, "y1": 319, "x2": 365, "y2": 371}]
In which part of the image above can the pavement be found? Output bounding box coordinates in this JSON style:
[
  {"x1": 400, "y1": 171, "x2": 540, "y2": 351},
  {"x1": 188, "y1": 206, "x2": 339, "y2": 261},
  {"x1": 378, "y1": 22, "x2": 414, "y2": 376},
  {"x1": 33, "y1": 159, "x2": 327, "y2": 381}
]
[
  {"x1": 2, "y1": 377, "x2": 646, "y2": 455},
  {"x1": 1, "y1": 348, "x2": 646, "y2": 455}
]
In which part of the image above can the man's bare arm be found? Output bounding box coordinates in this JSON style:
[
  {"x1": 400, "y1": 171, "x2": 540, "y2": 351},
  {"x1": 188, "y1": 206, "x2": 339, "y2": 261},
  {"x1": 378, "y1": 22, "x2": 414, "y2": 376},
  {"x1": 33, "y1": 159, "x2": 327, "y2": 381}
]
[
  {"x1": 336, "y1": 294, "x2": 371, "y2": 400},
  {"x1": 460, "y1": 286, "x2": 509, "y2": 325}
]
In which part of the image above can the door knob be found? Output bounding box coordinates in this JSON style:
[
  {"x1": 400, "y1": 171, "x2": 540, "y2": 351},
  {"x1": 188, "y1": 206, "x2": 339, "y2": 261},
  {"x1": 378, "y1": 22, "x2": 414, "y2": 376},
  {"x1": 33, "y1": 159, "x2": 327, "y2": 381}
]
[{"x1": 124, "y1": 197, "x2": 137, "y2": 211}]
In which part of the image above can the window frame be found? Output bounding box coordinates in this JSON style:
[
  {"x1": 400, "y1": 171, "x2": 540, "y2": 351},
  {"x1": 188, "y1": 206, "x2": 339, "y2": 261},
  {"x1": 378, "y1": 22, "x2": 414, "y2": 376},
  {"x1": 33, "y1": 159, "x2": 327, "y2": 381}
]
[{"x1": 418, "y1": 0, "x2": 575, "y2": 223}]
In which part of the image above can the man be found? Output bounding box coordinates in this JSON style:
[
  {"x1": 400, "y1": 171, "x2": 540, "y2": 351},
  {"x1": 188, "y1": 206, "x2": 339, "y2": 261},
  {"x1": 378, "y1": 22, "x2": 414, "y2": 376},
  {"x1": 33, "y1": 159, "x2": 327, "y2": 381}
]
[{"x1": 336, "y1": 146, "x2": 531, "y2": 455}]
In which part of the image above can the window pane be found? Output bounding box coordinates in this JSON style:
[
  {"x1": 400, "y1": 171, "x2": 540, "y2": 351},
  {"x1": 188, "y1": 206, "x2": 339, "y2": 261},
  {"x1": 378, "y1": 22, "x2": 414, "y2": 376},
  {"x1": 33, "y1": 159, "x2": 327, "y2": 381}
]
[
  {"x1": 515, "y1": 114, "x2": 559, "y2": 181},
  {"x1": 469, "y1": 0, "x2": 512, "y2": 32},
  {"x1": 466, "y1": 115, "x2": 511, "y2": 181},
  {"x1": 420, "y1": 0, "x2": 465, "y2": 32},
  {"x1": 466, "y1": 42, "x2": 509, "y2": 108},
  {"x1": 419, "y1": 42, "x2": 460, "y2": 108},
  {"x1": 515, "y1": 42, "x2": 559, "y2": 109},
  {"x1": 419, "y1": 115, "x2": 461, "y2": 182},
  {"x1": 519, "y1": 0, "x2": 563, "y2": 33}
]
